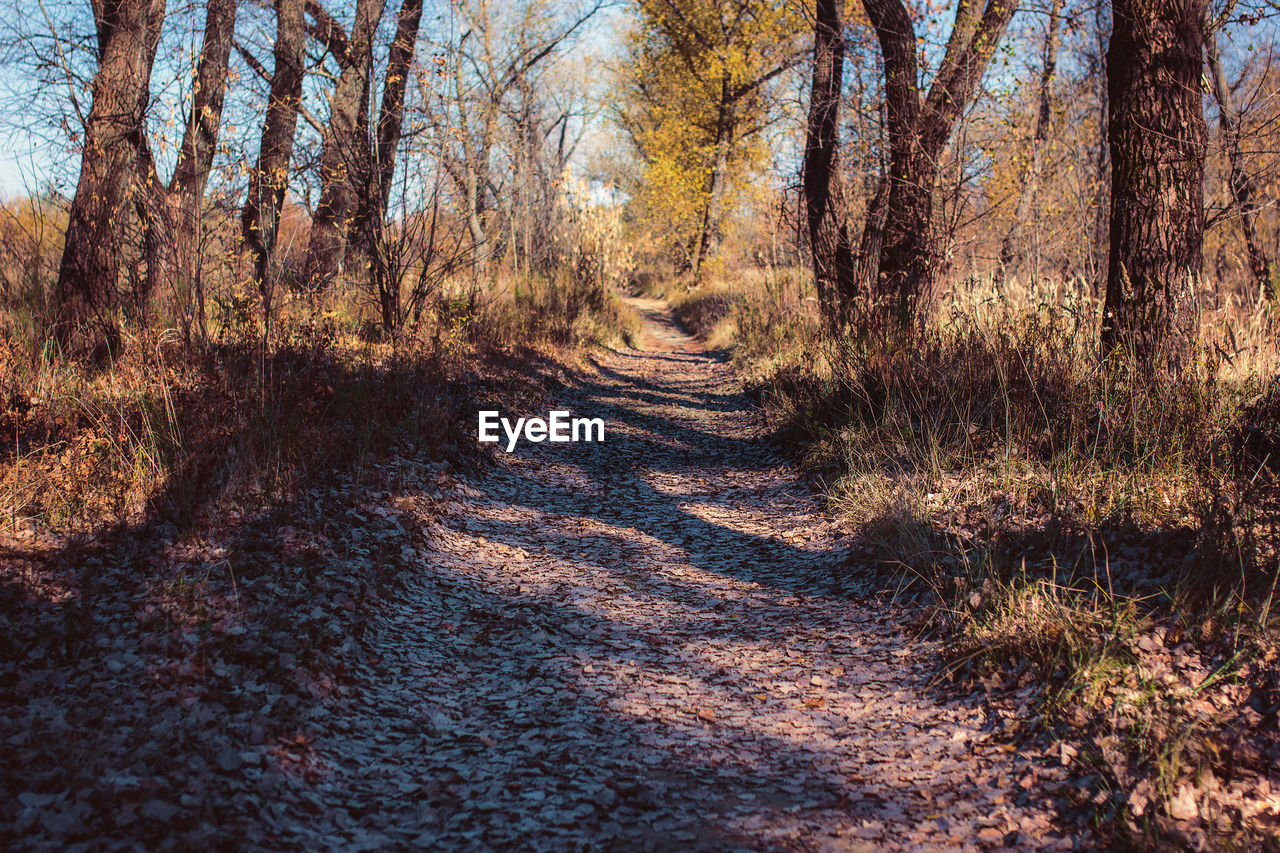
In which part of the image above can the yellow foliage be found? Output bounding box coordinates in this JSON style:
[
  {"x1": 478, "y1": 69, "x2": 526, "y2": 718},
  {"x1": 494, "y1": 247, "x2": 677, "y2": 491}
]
[
  {"x1": 0, "y1": 195, "x2": 67, "y2": 305},
  {"x1": 619, "y1": 0, "x2": 804, "y2": 267}
]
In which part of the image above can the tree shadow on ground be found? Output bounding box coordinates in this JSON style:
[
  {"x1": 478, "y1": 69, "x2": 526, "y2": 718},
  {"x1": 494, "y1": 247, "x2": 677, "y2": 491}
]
[
  {"x1": 466, "y1": 353, "x2": 834, "y2": 595},
  {"x1": 259, "y1": 341, "x2": 1085, "y2": 847},
  {"x1": 0, "y1": 334, "x2": 1083, "y2": 850},
  {"x1": 270, "y1": 533, "x2": 1056, "y2": 850},
  {"x1": 0, "y1": 340, "x2": 568, "y2": 848}
]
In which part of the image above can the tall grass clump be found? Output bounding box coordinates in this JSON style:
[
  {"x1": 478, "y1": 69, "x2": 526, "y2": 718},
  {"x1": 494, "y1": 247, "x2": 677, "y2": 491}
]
[{"x1": 670, "y1": 267, "x2": 823, "y2": 371}]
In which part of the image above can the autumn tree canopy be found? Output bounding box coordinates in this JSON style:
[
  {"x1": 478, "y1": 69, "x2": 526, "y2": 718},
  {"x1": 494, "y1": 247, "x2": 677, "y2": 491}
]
[{"x1": 619, "y1": 0, "x2": 805, "y2": 282}]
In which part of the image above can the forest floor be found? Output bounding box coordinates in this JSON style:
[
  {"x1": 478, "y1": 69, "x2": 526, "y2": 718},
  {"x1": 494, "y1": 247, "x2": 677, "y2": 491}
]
[
  {"x1": 2, "y1": 297, "x2": 1097, "y2": 850},
  {"x1": 255, "y1": 297, "x2": 1093, "y2": 850}
]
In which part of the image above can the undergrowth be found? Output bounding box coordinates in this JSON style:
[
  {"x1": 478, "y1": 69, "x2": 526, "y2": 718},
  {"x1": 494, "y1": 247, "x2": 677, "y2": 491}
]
[
  {"x1": 670, "y1": 268, "x2": 1280, "y2": 849},
  {"x1": 1, "y1": 272, "x2": 637, "y2": 539}
]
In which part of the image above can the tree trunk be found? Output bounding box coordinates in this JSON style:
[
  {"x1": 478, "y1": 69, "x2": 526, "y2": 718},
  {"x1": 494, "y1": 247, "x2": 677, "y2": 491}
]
[
  {"x1": 860, "y1": 0, "x2": 1017, "y2": 331},
  {"x1": 1101, "y1": 0, "x2": 1207, "y2": 370},
  {"x1": 692, "y1": 84, "x2": 734, "y2": 285},
  {"x1": 802, "y1": 0, "x2": 857, "y2": 327},
  {"x1": 859, "y1": 0, "x2": 928, "y2": 327},
  {"x1": 1205, "y1": 28, "x2": 1274, "y2": 298},
  {"x1": 303, "y1": 0, "x2": 387, "y2": 290},
  {"x1": 53, "y1": 0, "x2": 167, "y2": 357},
  {"x1": 242, "y1": 0, "x2": 306, "y2": 320},
  {"x1": 466, "y1": 159, "x2": 489, "y2": 274},
  {"x1": 855, "y1": 175, "x2": 888, "y2": 285},
  {"x1": 371, "y1": 0, "x2": 422, "y2": 215},
  {"x1": 448, "y1": 49, "x2": 495, "y2": 279},
  {"x1": 1091, "y1": 1, "x2": 1110, "y2": 285},
  {"x1": 138, "y1": 0, "x2": 238, "y2": 340},
  {"x1": 999, "y1": 0, "x2": 1060, "y2": 275},
  {"x1": 351, "y1": 0, "x2": 424, "y2": 329}
]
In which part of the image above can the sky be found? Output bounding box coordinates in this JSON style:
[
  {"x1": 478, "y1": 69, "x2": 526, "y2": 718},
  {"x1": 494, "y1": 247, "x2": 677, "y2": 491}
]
[
  {"x1": 0, "y1": 0, "x2": 1277, "y2": 199},
  {"x1": 0, "y1": 0, "x2": 632, "y2": 198}
]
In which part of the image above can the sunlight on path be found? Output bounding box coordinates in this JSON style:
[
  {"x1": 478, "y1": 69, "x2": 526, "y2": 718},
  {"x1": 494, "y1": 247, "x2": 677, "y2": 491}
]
[{"x1": 266, "y1": 296, "x2": 1087, "y2": 851}]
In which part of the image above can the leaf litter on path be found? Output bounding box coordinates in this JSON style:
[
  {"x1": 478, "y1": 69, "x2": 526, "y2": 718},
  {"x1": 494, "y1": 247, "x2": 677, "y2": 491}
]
[
  {"x1": 1, "y1": 297, "x2": 1092, "y2": 850},
  {"x1": 250, "y1": 297, "x2": 1090, "y2": 851}
]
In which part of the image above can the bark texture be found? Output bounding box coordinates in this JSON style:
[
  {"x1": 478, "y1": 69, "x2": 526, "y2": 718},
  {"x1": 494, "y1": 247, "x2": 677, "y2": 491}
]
[
  {"x1": 1101, "y1": 0, "x2": 1207, "y2": 369},
  {"x1": 802, "y1": 0, "x2": 856, "y2": 327},
  {"x1": 53, "y1": 0, "x2": 167, "y2": 356},
  {"x1": 303, "y1": 0, "x2": 387, "y2": 291},
  {"x1": 241, "y1": 0, "x2": 307, "y2": 308},
  {"x1": 859, "y1": 0, "x2": 1017, "y2": 329},
  {"x1": 1092, "y1": 1, "x2": 1109, "y2": 282}
]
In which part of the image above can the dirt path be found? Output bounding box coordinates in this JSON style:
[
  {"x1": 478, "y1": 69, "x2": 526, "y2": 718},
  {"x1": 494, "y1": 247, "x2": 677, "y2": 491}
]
[{"x1": 266, "y1": 297, "x2": 1086, "y2": 850}]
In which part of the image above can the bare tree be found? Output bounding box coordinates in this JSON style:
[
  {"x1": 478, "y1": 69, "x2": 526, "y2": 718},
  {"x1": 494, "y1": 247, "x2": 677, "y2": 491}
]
[
  {"x1": 349, "y1": 0, "x2": 425, "y2": 329},
  {"x1": 241, "y1": 0, "x2": 307, "y2": 332},
  {"x1": 858, "y1": 0, "x2": 1019, "y2": 330},
  {"x1": 53, "y1": 0, "x2": 168, "y2": 356},
  {"x1": 434, "y1": 0, "x2": 600, "y2": 279},
  {"x1": 136, "y1": 0, "x2": 239, "y2": 344},
  {"x1": 495, "y1": 44, "x2": 599, "y2": 279},
  {"x1": 1205, "y1": 18, "x2": 1274, "y2": 298},
  {"x1": 301, "y1": 0, "x2": 387, "y2": 290},
  {"x1": 998, "y1": 0, "x2": 1062, "y2": 277}
]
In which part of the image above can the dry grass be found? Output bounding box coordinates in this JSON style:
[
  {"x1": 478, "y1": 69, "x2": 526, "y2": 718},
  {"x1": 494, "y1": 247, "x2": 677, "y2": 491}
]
[
  {"x1": 0, "y1": 270, "x2": 638, "y2": 539},
  {"x1": 669, "y1": 267, "x2": 822, "y2": 372},
  {"x1": 676, "y1": 267, "x2": 1280, "y2": 847}
]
